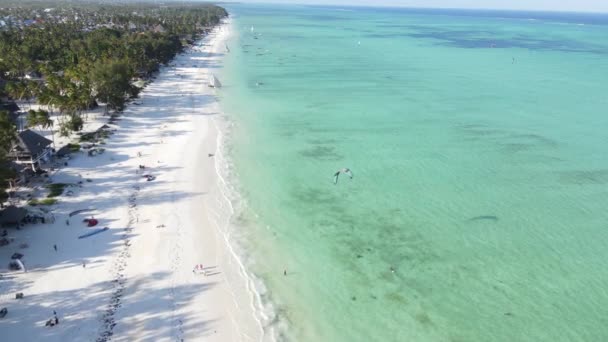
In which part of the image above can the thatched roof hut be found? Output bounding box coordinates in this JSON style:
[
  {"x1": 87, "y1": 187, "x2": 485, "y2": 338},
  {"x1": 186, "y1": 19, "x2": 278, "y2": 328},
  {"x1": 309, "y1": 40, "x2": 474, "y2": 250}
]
[
  {"x1": 0, "y1": 206, "x2": 27, "y2": 226},
  {"x1": 7, "y1": 129, "x2": 53, "y2": 170}
]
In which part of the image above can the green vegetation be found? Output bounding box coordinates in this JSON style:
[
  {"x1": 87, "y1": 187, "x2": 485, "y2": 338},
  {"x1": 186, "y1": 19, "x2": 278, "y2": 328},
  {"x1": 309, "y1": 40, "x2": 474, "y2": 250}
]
[
  {"x1": 67, "y1": 143, "x2": 81, "y2": 152},
  {"x1": 0, "y1": 163, "x2": 16, "y2": 202},
  {"x1": 27, "y1": 109, "x2": 53, "y2": 131},
  {"x1": 0, "y1": 111, "x2": 17, "y2": 154},
  {"x1": 0, "y1": 1, "x2": 227, "y2": 120},
  {"x1": 28, "y1": 198, "x2": 58, "y2": 206},
  {"x1": 80, "y1": 129, "x2": 110, "y2": 142},
  {"x1": 45, "y1": 183, "x2": 68, "y2": 197},
  {"x1": 0, "y1": 112, "x2": 18, "y2": 201},
  {"x1": 0, "y1": 1, "x2": 227, "y2": 202},
  {"x1": 90, "y1": 59, "x2": 138, "y2": 112},
  {"x1": 79, "y1": 133, "x2": 95, "y2": 142},
  {"x1": 59, "y1": 113, "x2": 84, "y2": 136}
]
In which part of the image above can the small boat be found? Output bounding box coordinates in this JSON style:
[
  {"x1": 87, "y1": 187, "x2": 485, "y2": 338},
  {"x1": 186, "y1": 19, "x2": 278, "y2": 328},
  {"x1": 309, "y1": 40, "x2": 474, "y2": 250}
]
[
  {"x1": 78, "y1": 227, "x2": 109, "y2": 239},
  {"x1": 69, "y1": 208, "x2": 95, "y2": 217},
  {"x1": 209, "y1": 75, "x2": 222, "y2": 88},
  {"x1": 84, "y1": 218, "x2": 98, "y2": 227}
]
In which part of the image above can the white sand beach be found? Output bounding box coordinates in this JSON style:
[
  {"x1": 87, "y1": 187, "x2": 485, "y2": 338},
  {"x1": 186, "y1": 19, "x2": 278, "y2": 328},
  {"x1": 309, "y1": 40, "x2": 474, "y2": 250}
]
[{"x1": 0, "y1": 21, "x2": 265, "y2": 341}]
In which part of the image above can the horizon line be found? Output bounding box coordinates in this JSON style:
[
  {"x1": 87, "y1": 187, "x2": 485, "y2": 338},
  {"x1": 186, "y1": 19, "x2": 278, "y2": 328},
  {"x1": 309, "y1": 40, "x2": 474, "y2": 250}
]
[{"x1": 217, "y1": 1, "x2": 608, "y2": 15}]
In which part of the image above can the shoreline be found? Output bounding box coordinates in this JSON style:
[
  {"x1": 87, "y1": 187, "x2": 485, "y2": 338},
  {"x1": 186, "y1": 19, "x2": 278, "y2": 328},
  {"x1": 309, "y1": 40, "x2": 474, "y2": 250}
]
[
  {"x1": 211, "y1": 101, "x2": 278, "y2": 341},
  {"x1": 1, "y1": 19, "x2": 266, "y2": 341},
  {"x1": 209, "y1": 24, "x2": 278, "y2": 341}
]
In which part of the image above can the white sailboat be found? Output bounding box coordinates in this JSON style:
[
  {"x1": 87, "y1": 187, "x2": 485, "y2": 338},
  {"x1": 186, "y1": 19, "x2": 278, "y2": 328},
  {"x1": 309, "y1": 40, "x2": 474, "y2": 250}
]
[
  {"x1": 209, "y1": 75, "x2": 222, "y2": 88},
  {"x1": 250, "y1": 25, "x2": 254, "y2": 32}
]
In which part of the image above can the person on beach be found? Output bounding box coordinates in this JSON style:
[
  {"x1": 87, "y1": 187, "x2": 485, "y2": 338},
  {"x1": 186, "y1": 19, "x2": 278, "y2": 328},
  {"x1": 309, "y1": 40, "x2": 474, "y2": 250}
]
[
  {"x1": 193, "y1": 264, "x2": 206, "y2": 275},
  {"x1": 53, "y1": 244, "x2": 57, "y2": 252},
  {"x1": 284, "y1": 269, "x2": 287, "y2": 276}
]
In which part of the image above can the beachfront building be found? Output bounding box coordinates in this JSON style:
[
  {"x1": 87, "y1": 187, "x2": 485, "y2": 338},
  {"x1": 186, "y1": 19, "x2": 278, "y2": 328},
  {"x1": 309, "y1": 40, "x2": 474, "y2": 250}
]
[
  {"x1": 152, "y1": 24, "x2": 166, "y2": 33},
  {"x1": 0, "y1": 101, "x2": 20, "y2": 113},
  {"x1": 7, "y1": 129, "x2": 53, "y2": 171},
  {"x1": 0, "y1": 205, "x2": 27, "y2": 227}
]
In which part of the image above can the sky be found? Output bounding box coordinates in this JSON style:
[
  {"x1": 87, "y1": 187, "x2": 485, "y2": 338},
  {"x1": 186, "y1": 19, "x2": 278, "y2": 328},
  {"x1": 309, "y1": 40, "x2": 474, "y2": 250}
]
[{"x1": 215, "y1": 0, "x2": 608, "y2": 13}]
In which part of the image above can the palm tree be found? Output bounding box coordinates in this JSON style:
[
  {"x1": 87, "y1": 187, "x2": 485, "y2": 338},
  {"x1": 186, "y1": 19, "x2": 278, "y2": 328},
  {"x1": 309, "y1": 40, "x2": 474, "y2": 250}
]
[
  {"x1": 0, "y1": 110, "x2": 17, "y2": 156},
  {"x1": 5, "y1": 81, "x2": 33, "y2": 109},
  {"x1": 26, "y1": 109, "x2": 55, "y2": 146}
]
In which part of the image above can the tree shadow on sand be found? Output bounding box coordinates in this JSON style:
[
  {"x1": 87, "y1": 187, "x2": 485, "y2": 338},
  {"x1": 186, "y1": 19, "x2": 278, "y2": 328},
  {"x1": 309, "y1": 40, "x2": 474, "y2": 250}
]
[{"x1": 0, "y1": 271, "x2": 219, "y2": 341}]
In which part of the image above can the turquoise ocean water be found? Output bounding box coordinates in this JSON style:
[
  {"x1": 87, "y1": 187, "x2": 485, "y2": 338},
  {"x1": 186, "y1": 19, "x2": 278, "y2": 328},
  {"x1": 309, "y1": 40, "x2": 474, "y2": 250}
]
[{"x1": 217, "y1": 5, "x2": 608, "y2": 341}]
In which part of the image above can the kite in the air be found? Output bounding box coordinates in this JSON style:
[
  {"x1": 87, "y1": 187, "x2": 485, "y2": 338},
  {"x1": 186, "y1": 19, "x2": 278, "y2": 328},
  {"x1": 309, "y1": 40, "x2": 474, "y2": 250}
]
[{"x1": 334, "y1": 168, "x2": 353, "y2": 185}]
